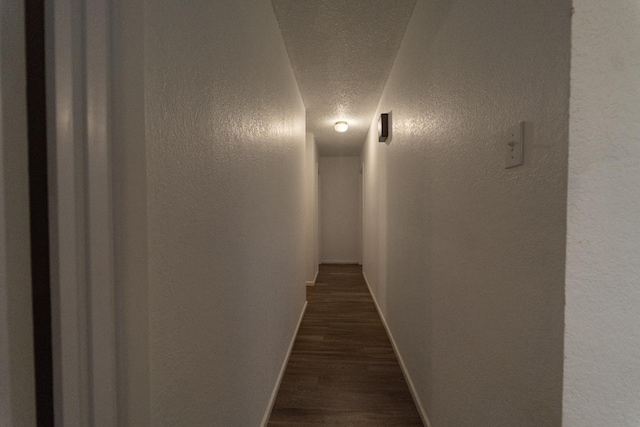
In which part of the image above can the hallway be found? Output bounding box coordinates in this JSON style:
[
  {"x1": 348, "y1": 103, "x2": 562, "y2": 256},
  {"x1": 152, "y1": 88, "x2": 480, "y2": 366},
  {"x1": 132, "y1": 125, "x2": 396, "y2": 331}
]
[
  {"x1": 268, "y1": 264, "x2": 423, "y2": 426},
  {"x1": 3, "y1": 0, "x2": 639, "y2": 425}
]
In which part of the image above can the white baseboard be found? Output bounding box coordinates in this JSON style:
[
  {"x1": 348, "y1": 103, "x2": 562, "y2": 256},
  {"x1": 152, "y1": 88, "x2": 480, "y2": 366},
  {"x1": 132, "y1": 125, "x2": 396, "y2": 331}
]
[
  {"x1": 320, "y1": 260, "x2": 360, "y2": 264},
  {"x1": 260, "y1": 301, "x2": 307, "y2": 427},
  {"x1": 362, "y1": 272, "x2": 432, "y2": 427},
  {"x1": 306, "y1": 269, "x2": 319, "y2": 286}
]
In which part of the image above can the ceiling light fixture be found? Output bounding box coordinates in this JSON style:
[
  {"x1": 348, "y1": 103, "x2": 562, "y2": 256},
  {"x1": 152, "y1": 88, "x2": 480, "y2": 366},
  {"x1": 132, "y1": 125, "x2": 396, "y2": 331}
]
[{"x1": 334, "y1": 121, "x2": 349, "y2": 133}]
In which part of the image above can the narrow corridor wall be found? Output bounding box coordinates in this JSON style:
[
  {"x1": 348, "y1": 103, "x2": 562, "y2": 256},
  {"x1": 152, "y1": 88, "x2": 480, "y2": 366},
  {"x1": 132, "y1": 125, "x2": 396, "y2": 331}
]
[
  {"x1": 564, "y1": 1, "x2": 640, "y2": 425},
  {"x1": 304, "y1": 133, "x2": 319, "y2": 283},
  {"x1": 362, "y1": 0, "x2": 570, "y2": 425},
  {"x1": 143, "y1": 0, "x2": 306, "y2": 425}
]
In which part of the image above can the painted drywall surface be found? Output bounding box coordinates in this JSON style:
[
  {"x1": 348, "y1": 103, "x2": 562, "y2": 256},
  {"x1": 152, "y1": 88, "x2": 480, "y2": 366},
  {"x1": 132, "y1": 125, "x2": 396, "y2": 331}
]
[
  {"x1": 564, "y1": 1, "x2": 640, "y2": 425},
  {"x1": 314, "y1": 146, "x2": 320, "y2": 272},
  {"x1": 304, "y1": 132, "x2": 319, "y2": 283},
  {"x1": 320, "y1": 156, "x2": 362, "y2": 264},
  {"x1": 362, "y1": 0, "x2": 570, "y2": 425},
  {"x1": 0, "y1": 0, "x2": 36, "y2": 423},
  {"x1": 111, "y1": 0, "x2": 149, "y2": 424},
  {"x1": 144, "y1": 0, "x2": 306, "y2": 424}
]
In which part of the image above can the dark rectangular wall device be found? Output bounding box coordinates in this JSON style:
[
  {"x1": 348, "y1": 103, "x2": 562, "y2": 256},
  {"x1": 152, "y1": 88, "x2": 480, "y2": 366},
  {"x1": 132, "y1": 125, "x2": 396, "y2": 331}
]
[{"x1": 378, "y1": 113, "x2": 389, "y2": 142}]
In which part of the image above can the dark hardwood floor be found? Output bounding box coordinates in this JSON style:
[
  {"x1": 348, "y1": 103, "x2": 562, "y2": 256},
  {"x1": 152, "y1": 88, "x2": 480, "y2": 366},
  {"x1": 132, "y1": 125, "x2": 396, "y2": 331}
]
[{"x1": 268, "y1": 264, "x2": 424, "y2": 426}]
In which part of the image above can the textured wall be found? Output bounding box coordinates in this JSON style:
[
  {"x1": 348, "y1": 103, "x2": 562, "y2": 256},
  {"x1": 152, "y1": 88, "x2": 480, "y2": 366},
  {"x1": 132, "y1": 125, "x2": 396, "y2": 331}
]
[
  {"x1": 0, "y1": 0, "x2": 36, "y2": 423},
  {"x1": 305, "y1": 133, "x2": 319, "y2": 282},
  {"x1": 144, "y1": 0, "x2": 306, "y2": 424},
  {"x1": 362, "y1": 0, "x2": 570, "y2": 425},
  {"x1": 320, "y1": 156, "x2": 362, "y2": 264},
  {"x1": 564, "y1": 1, "x2": 640, "y2": 425},
  {"x1": 272, "y1": 0, "x2": 416, "y2": 156}
]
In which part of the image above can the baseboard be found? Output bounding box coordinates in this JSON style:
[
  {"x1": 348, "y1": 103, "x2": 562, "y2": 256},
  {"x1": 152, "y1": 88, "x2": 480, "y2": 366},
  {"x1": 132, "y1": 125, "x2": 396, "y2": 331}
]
[
  {"x1": 362, "y1": 272, "x2": 432, "y2": 427},
  {"x1": 305, "y1": 270, "x2": 320, "y2": 286},
  {"x1": 320, "y1": 260, "x2": 360, "y2": 264},
  {"x1": 260, "y1": 301, "x2": 307, "y2": 427},
  {"x1": 305, "y1": 269, "x2": 319, "y2": 286}
]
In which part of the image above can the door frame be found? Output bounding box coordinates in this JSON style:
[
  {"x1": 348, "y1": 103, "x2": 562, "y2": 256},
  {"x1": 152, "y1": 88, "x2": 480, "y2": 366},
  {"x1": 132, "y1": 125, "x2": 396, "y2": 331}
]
[{"x1": 47, "y1": 0, "x2": 117, "y2": 424}]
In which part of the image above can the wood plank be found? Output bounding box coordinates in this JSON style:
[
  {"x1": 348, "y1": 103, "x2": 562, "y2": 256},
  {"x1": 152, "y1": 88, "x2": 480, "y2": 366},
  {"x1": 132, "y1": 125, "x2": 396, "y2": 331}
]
[{"x1": 268, "y1": 264, "x2": 423, "y2": 426}]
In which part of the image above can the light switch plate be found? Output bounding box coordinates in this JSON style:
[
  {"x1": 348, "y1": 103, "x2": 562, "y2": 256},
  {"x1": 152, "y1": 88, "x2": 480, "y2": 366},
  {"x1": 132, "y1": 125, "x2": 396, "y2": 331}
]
[{"x1": 506, "y1": 121, "x2": 524, "y2": 169}]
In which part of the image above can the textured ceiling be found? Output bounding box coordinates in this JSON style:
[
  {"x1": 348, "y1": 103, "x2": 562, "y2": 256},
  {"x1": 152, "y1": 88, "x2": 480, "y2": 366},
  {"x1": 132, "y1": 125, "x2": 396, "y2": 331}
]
[{"x1": 272, "y1": 0, "x2": 417, "y2": 156}]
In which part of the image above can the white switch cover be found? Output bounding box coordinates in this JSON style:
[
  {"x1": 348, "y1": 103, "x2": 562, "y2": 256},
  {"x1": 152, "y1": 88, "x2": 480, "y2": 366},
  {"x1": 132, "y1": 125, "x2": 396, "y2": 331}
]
[{"x1": 505, "y1": 121, "x2": 524, "y2": 169}]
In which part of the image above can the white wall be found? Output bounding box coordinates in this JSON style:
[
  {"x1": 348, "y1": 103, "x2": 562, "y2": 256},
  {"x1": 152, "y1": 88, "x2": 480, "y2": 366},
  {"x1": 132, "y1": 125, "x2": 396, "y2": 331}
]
[
  {"x1": 320, "y1": 156, "x2": 362, "y2": 264},
  {"x1": 143, "y1": 0, "x2": 306, "y2": 425},
  {"x1": 304, "y1": 132, "x2": 319, "y2": 283},
  {"x1": 0, "y1": 0, "x2": 36, "y2": 424},
  {"x1": 563, "y1": 1, "x2": 640, "y2": 425},
  {"x1": 362, "y1": 0, "x2": 570, "y2": 425}
]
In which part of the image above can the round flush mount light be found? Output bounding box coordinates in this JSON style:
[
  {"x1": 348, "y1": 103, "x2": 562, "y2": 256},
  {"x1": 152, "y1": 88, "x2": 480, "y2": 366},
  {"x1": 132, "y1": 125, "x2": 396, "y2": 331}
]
[{"x1": 334, "y1": 121, "x2": 349, "y2": 133}]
